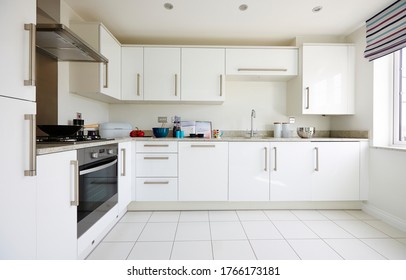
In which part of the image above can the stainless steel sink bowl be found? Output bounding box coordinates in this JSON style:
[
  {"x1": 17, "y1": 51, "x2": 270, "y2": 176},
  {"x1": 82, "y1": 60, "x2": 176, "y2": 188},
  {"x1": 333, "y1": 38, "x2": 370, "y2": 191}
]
[{"x1": 297, "y1": 127, "x2": 315, "y2": 138}]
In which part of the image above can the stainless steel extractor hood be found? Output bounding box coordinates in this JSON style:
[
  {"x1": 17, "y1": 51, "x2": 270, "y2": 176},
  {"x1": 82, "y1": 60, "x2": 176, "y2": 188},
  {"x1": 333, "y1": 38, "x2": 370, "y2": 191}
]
[{"x1": 36, "y1": 24, "x2": 108, "y2": 63}]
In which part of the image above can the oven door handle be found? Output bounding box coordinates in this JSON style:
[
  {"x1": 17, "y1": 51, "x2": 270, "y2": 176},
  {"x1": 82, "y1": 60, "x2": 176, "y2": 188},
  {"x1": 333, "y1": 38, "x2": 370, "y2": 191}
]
[{"x1": 79, "y1": 159, "x2": 118, "y2": 175}]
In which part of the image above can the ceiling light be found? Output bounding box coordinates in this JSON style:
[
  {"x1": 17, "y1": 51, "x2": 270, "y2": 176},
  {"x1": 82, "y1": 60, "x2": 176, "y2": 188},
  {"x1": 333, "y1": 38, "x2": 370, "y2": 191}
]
[
  {"x1": 312, "y1": 6, "x2": 323, "y2": 13},
  {"x1": 164, "y1": 3, "x2": 174, "y2": 10},
  {"x1": 239, "y1": 4, "x2": 248, "y2": 11}
]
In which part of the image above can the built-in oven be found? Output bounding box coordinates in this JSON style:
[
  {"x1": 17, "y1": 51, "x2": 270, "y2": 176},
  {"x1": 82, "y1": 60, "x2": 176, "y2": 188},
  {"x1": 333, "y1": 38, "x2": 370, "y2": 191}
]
[{"x1": 77, "y1": 144, "x2": 118, "y2": 238}]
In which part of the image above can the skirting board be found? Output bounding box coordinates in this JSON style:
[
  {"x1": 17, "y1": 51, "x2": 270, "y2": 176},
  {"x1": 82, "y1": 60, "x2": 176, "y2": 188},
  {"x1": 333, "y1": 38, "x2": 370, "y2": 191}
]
[
  {"x1": 127, "y1": 201, "x2": 363, "y2": 211},
  {"x1": 362, "y1": 203, "x2": 406, "y2": 233}
]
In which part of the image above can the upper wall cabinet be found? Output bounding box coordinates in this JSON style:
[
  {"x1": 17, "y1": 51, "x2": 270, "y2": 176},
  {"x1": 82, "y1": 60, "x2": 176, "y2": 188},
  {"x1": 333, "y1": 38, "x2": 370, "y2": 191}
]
[
  {"x1": 121, "y1": 46, "x2": 143, "y2": 101},
  {"x1": 69, "y1": 23, "x2": 121, "y2": 101},
  {"x1": 225, "y1": 48, "x2": 298, "y2": 81},
  {"x1": 288, "y1": 44, "x2": 355, "y2": 115},
  {"x1": 181, "y1": 48, "x2": 225, "y2": 102}
]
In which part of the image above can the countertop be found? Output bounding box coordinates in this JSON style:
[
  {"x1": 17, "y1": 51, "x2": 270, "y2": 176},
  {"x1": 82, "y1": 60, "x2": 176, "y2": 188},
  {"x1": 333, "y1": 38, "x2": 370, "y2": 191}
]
[{"x1": 36, "y1": 136, "x2": 369, "y2": 155}]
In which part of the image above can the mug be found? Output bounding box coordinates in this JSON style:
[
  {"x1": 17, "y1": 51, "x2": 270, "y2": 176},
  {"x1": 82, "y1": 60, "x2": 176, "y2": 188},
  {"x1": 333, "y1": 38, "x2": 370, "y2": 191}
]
[{"x1": 212, "y1": 129, "x2": 223, "y2": 139}]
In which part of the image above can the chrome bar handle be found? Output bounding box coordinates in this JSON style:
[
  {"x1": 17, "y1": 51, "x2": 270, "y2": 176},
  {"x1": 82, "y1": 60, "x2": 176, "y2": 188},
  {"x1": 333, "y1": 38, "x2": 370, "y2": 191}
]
[
  {"x1": 174, "y1": 74, "x2": 178, "y2": 96},
  {"x1": 264, "y1": 146, "x2": 268, "y2": 171},
  {"x1": 70, "y1": 160, "x2": 79, "y2": 206},
  {"x1": 220, "y1": 74, "x2": 224, "y2": 97},
  {"x1": 191, "y1": 144, "x2": 216, "y2": 148},
  {"x1": 273, "y1": 147, "x2": 277, "y2": 171},
  {"x1": 144, "y1": 181, "x2": 170, "y2": 185},
  {"x1": 24, "y1": 23, "x2": 36, "y2": 86},
  {"x1": 103, "y1": 62, "x2": 109, "y2": 88},
  {"x1": 238, "y1": 68, "x2": 287, "y2": 72},
  {"x1": 144, "y1": 144, "x2": 169, "y2": 147},
  {"x1": 305, "y1": 87, "x2": 310, "y2": 109},
  {"x1": 314, "y1": 147, "x2": 319, "y2": 171},
  {"x1": 121, "y1": 148, "x2": 126, "y2": 176},
  {"x1": 136, "y1": 73, "x2": 140, "y2": 96},
  {"x1": 144, "y1": 156, "x2": 169, "y2": 160},
  {"x1": 24, "y1": 114, "x2": 36, "y2": 176}
]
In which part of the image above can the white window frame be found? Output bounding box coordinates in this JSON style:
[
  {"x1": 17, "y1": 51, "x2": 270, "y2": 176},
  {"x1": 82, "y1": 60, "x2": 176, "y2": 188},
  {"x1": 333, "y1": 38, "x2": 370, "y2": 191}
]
[{"x1": 393, "y1": 48, "x2": 404, "y2": 145}]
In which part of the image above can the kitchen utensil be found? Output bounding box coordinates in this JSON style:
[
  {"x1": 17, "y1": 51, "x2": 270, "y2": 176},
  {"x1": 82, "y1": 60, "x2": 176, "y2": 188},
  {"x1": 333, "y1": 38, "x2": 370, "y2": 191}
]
[
  {"x1": 99, "y1": 122, "x2": 132, "y2": 138},
  {"x1": 212, "y1": 129, "x2": 223, "y2": 139},
  {"x1": 297, "y1": 127, "x2": 316, "y2": 138},
  {"x1": 152, "y1": 127, "x2": 169, "y2": 138},
  {"x1": 37, "y1": 125, "x2": 82, "y2": 137}
]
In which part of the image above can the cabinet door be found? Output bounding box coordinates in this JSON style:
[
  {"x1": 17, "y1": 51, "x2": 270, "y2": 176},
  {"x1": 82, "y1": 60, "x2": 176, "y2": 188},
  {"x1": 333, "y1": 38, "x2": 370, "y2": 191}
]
[
  {"x1": 229, "y1": 142, "x2": 270, "y2": 201},
  {"x1": 270, "y1": 142, "x2": 313, "y2": 201},
  {"x1": 302, "y1": 45, "x2": 354, "y2": 115},
  {"x1": 181, "y1": 48, "x2": 225, "y2": 102},
  {"x1": 179, "y1": 142, "x2": 228, "y2": 201},
  {"x1": 118, "y1": 142, "x2": 132, "y2": 214},
  {"x1": 0, "y1": 0, "x2": 36, "y2": 101},
  {"x1": 37, "y1": 150, "x2": 77, "y2": 259},
  {"x1": 144, "y1": 47, "x2": 181, "y2": 101},
  {"x1": 312, "y1": 142, "x2": 360, "y2": 201},
  {"x1": 121, "y1": 47, "x2": 143, "y2": 100},
  {"x1": 136, "y1": 178, "x2": 178, "y2": 201},
  {"x1": 0, "y1": 97, "x2": 36, "y2": 259}
]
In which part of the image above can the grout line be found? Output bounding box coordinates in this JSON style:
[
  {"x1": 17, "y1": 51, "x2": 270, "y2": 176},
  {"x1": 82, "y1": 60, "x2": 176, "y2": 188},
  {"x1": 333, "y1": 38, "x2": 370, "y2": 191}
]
[{"x1": 236, "y1": 210, "x2": 258, "y2": 260}]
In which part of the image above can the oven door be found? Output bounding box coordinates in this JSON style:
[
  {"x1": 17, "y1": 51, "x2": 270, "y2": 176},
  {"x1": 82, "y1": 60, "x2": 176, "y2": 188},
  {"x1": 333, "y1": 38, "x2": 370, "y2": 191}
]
[{"x1": 77, "y1": 156, "x2": 118, "y2": 238}]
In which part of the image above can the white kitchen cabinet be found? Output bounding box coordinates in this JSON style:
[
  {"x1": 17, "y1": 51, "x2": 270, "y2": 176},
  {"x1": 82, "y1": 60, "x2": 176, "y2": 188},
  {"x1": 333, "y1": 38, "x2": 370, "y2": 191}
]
[
  {"x1": 136, "y1": 153, "x2": 178, "y2": 177},
  {"x1": 229, "y1": 142, "x2": 270, "y2": 201},
  {"x1": 0, "y1": 0, "x2": 36, "y2": 101},
  {"x1": 0, "y1": 97, "x2": 37, "y2": 259},
  {"x1": 121, "y1": 46, "x2": 143, "y2": 100},
  {"x1": 312, "y1": 142, "x2": 360, "y2": 201},
  {"x1": 144, "y1": 47, "x2": 181, "y2": 101},
  {"x1": 270, "y1": 142, "x2": 313, "y2": 201},
  {"x1": 135, "y1": 178, "x2": 178, "y2": 201},
  {"x1": 226, "y1": 48, "x2": 298, "y2": 80},
  {"x1": 37, "y1": 150, "x2": 77, "y2": 259},
  {"x1": 181, "y1": 48, "x2": 225, "y2": 102},
  {"x1": 70, "y1": 22, "x2": 121, "y2": 101},
  {"x1": 179, "y1": 142, "x2": 228, "y2": 201},
  {"x1": 118, "y1": 142, "x2": 132, "y2": 214}
]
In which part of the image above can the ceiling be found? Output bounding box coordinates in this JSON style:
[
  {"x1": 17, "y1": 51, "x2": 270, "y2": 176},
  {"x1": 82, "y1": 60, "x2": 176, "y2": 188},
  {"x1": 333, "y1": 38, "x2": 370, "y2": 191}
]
[{"x1": 63, "y1": 0, "x2": 394, "y2": 45}]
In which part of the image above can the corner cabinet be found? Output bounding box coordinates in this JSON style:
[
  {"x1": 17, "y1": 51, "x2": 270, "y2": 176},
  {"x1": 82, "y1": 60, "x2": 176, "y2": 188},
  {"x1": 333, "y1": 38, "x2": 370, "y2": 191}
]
[{"x1": 70, "y1": 22, "x2": 121, "y2": 101}]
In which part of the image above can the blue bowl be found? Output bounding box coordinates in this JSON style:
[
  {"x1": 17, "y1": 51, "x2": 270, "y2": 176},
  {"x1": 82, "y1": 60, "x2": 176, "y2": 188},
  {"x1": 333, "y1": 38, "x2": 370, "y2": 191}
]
[{"x1": 152, "y1": 127, "x2": 169, "y2": 138}]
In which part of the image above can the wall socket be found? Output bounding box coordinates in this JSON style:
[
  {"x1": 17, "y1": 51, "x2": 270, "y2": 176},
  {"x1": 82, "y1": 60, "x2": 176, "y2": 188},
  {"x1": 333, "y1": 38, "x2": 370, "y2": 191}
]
[
  {"x1": 289, "y1": 117, "x2": 295, "y2": 124},
  {"x1": 158, "y1": 116, "x2": 167, "y2": 123}
]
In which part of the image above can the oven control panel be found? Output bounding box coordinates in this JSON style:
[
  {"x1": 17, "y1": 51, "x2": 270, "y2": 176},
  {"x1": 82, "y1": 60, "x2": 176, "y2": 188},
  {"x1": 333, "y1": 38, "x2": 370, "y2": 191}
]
[{"x1": 77, "y1": 144, "x2": 118, "y2": 165}]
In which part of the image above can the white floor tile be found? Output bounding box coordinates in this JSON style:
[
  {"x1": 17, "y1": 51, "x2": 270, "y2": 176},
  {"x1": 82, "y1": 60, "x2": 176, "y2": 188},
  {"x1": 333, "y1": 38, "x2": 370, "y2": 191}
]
[
  {"x1": 291, "y1": 210, "x2": 328, "y2": 221},
  {"x1": 175, "y1": 222, "x2": 211, "y2": 241},
  {"x1": 250, "y1": 240, "x2": 300, "y2": 260},
  {"x1": 237, "y1": 210, "x2": 268, "y2": 221},
  {"x1": 361, "y1": 239, "x2": 406, "y2": 260},
  {"x1": 319, "y1": 210, "x2": 358, "y2": 220},
  {"x1": 273, "y1": 221, "x2": 319, "y2": 239},
  {"x1": 171, "y1": 241, "x2": 213, "y2": 260},
  {"x1": 364, "y1": 220, "x2": 406, "y2": 238},
  {"x1": 103, "y1": 223, "x2": 145, "y2": 242},
  {"x1": 288, "y1": 240, "x2": 343, "y2": 260},
  {"x1": 345, "y1": 210, "x2": 377, "y2": 220},
  {"x1": 264, "y1": 210, "x2": 299, "y2": 221},
  {"x1": 120, "y1": 211, "x2": 152, "y2": 223},
  {"x1": 210, "y1": 221, "x2": 247, "y2": 240},
  {"x1": 127, "y1": 242, "x2": 172, "y2": 260},
  {"x1": 86, "y1": 242, "x2": 134, "y2": 260},
  {"x1": 179, "y1": 211, "x2": 209, "y2": 222},
  {"x1": 212, "y1": 240, "x2": 256, "y2": 260},
  {"x1": 209, "y1": 211, "x2": 239, "y2": 221},
  {"x1": 138, "y1": 222, "x2": 177, "y2": 241},
  {"x1": 324, "y1": 239, "x2": 386, "y2": 260},
  {"x1": 303, "y1": 221, "x2": 354, "y2": 239},
  {"x1": 149, "y1": 211, "x2": 180, "y2": 222},
  {"x1": 242, "y1": 221, "x2": 283, "y2": 240},
  {"x1": 334, "y1": 220, "x2": 389, "y2": 238}
]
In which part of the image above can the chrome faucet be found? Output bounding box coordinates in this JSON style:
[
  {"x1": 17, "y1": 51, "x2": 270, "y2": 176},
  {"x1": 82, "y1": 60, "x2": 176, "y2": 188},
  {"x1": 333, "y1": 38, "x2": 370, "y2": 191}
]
[{"x1": 250, "y1": 109, "x2": 256, "y2": 137}]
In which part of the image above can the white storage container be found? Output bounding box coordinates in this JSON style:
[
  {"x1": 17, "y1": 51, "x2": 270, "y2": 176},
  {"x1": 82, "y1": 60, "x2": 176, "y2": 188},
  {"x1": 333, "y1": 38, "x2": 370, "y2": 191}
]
[{"x1": 99, "y1": 122, "x2": 132, "y2": 138}]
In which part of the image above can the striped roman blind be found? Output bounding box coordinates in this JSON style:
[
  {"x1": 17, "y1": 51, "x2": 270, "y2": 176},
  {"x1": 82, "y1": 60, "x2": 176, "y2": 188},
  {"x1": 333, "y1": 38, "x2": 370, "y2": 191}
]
[{"x1": 364, "y1": 0, "x2": 406, "y2": 61}]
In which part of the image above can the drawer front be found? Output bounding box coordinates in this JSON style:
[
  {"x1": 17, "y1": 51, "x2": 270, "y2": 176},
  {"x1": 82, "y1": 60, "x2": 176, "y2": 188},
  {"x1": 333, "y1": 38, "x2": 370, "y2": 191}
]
[
  {"x1": 136, "y1": 178, "x2": 178, "y2": 201},
  {"x1": 136, "y1": 153, "x2": 178, "y2": 177},
  {"x1": 136, "y1": 141, "x2": 178, "y2": 153}
]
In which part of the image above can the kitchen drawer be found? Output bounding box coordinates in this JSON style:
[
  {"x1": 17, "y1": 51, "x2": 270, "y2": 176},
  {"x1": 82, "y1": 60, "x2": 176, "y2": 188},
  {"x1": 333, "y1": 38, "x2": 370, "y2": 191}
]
[
  {"x1": 136, "y1": 141, "x2": 178, "y2": 153},
  {"x1": 136, "y1": 153, "x2": 178, "y2": 177},
  {"x1": 136, "y1": 178, "x2": 178, "y2": 201}
]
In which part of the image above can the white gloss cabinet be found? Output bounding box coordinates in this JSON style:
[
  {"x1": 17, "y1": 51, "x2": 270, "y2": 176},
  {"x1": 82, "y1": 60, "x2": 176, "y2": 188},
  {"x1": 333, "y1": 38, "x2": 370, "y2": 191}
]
[
  {"x1": 181, "y1": 48, "x2": 225, "y2": 102},
  {"x1": 121, "y1": 46, "x2": 143, "y2": 100},
  {"x1": 229, "y1": 142, "x2": 270, "y2": 201},
  {"x1": 179, "y1": 142, "x2": 228, "y2": 201},
  {"x1": 144, "y1": 47, "x2": 181, "y2": 101},
  {"x1": 36, "y1": 151, "x2": 77, "y2": 259},
  {"x1": 118, "y1": 142, "x2": 132, "y2": 214}
]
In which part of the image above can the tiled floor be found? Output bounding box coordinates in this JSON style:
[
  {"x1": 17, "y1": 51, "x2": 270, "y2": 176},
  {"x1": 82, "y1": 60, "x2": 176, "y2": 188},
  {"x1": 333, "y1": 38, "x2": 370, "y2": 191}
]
[{"x1": 86, "y1": 210, "x2": 406, "y2": 260}]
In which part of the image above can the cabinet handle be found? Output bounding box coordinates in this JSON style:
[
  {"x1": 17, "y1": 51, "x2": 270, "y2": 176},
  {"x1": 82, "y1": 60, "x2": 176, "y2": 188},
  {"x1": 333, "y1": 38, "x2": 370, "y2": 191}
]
[
  {"x1": 314, "y1": 147, "x2": 319, "y2": 171},
  {"x1": 237, "y1": 68, "x2": 287, "y2": 72},
  {"x1": 24, "y1": 23, "x2": 36, "y2": 86},
  {"x1": 191, "y1": 144, "x2": 216, "y2": 148},
  {"x1": 144, "y1": 156, "x2": 169, "y2": 160},
  {"x1": 174, "y1": 74, "x2": 178, "y2": 96},
  {"x1": 144, "y1": 181, "x2": 170, "y2": 185},
  {"x1": 144, "y1": 144, "x2": 169, "y2": 147},
  {"x1": 70, "y1": 160, "x2": 79, "y2": 206},
  {"x1": 273, "y1": 147, "x2": 277, "y2": 171},
  {"x1": 24, "y1": 114, "x2": 36, "y2": 176},
  {"x1": 103, "y1": 62, "x2": 109, "y2": 88},
  {"x1": 121, "y1": 148, "x2": 126, "y2": 176},
  {"x1": 264, "y1": 146, "x2": 268, "y2": 171},
  {"x1": 136, "y1": 73, "x2": 140, "y2": 96},
  {"x1": 220, "y1": 74, "x2": 224, "y2": 97},
  {"x1": 305, "y1": 87, "x2": 310, "y2": 109}
]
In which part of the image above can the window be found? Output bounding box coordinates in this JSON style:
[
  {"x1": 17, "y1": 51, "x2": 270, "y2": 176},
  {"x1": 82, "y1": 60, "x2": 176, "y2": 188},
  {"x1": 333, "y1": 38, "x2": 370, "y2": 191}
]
[{"x1": 393, "y1": 48, "x2": 406, "y2": 145}]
